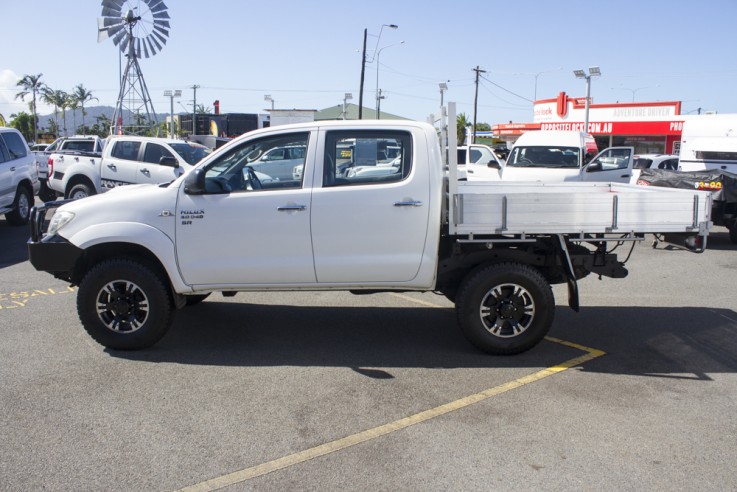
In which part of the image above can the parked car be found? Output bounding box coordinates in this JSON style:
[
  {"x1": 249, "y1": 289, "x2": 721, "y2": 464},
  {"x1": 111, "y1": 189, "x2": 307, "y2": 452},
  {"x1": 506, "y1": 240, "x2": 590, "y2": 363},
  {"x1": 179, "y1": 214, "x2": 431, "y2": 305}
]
[
  {"x1": 633, "y1": 154, "x2": 679, "y2": 170},
  {"x1": 0, "y1": 127, "x2": 39, "y2": 225},
  {"x1": 246, "y1": 145, "x2": 306, "y2": 181}
]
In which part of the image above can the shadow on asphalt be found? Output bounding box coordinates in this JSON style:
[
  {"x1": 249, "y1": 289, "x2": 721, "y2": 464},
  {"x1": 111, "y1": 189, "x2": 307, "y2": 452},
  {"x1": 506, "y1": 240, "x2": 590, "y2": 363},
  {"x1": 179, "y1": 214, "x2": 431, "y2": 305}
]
[
  {"x1": 109, "y1": 301, "x2": 737, "y2": 379},
  {"x1": 0, "y1": 219, "x2": 31, "y2": 268}
]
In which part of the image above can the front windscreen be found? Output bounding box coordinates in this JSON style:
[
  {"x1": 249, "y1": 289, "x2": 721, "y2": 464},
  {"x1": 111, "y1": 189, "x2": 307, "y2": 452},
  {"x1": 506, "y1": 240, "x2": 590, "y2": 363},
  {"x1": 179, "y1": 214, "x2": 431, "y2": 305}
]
[
  {"x1": 506, "y1": 146, "x2": 580, "y2": 168},
  {"x1": 170, "y1": 143, "x2": 211, "y2": 165}
]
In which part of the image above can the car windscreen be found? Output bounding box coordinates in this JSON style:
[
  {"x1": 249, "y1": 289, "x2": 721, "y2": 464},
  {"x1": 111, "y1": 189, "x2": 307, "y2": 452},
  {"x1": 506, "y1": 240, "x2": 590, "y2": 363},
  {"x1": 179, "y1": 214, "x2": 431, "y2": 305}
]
[
  {"x1": 507, "y1": 146, "x2": 580, "y2": 168},
  {"x1": 169, "y1": 143, "x2": 211, "y2": 165}
]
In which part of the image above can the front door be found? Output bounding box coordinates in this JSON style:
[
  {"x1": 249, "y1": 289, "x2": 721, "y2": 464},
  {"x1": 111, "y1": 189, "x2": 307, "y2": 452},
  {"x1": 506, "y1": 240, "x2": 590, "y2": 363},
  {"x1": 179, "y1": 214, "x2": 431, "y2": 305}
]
[
  {"x1": 137, "y1": 142, "x2": 184, "y2": 185},
  {"x1": 580, "y1": 147, "x2": 635, "y2": 183},
  {"x1": 175, "y1": 131, "x2": 315, "y2": 286}
]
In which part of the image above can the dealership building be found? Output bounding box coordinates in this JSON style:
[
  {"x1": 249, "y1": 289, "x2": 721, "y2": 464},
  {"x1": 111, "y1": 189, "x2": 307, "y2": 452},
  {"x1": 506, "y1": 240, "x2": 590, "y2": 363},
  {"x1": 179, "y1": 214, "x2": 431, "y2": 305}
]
[{"x1": 492, "y1": 91, "x2": 689, "y2": 154}]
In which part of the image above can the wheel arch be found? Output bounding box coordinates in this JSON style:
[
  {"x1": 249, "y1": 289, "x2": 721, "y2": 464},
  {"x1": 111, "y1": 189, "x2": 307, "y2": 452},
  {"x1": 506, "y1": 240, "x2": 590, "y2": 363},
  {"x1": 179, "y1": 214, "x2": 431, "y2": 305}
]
[
  {"x1": 64, "y1": 172, "x2": 97, "y2": 198},
  {"x1": 67, "y1": 223, "x2": 190, "y2": 294}
]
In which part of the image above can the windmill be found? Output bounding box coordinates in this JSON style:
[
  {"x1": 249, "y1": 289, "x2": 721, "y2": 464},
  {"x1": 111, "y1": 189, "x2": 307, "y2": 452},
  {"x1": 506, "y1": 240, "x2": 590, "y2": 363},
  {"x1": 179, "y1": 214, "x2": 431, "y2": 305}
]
[{"x1": 97, "y1": 0, "x2": 171, "y2": 135}]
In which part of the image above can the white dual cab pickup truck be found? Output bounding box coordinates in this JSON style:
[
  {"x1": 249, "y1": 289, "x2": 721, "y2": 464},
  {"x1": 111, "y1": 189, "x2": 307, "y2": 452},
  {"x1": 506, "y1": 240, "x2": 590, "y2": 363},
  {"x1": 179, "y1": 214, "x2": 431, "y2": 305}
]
[
  {"x1": 47, "y1": 136, "x2": 210, "y2": 199},
  {"x1": 28, "y1": 115, "x2": 713, "y2": 355}
]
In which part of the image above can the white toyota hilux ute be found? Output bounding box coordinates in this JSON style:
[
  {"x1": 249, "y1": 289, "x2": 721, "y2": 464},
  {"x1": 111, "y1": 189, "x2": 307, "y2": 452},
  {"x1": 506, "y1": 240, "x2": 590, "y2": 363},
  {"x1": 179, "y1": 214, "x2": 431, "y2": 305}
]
[
  {"x1": 27, "y1": 107, "x2": 713, "y2": 355},
  {"x1": 0, "y1": 127, "x2": 39, "y2": 225}
]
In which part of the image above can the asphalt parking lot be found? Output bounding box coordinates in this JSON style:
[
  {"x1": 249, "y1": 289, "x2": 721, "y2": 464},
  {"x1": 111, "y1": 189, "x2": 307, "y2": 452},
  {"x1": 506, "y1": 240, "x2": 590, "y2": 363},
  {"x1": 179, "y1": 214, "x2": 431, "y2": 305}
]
[{"x1": 2, "y1": 209, "x2": 736, "y2": 491}]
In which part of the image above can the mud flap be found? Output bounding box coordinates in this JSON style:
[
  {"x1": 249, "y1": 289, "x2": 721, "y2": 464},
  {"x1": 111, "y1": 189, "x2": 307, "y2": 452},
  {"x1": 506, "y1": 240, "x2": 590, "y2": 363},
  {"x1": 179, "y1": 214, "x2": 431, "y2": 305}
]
[{"x1": 555, "y1": 234, "x2": 580, "y2": 312}]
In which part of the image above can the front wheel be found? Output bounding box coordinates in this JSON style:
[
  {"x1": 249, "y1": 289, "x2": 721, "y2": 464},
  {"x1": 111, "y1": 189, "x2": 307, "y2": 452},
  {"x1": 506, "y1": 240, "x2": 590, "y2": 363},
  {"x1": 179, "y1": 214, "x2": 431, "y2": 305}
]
[
  {"x1": 455, "y1": 262, "x2": 555, "y2": 355},
  {"x1": 77, "y1": 259, "x2": 174, "y2": 350},
  {"x1": 4, "y1": 186, "x2": 32, "y2": 226}
]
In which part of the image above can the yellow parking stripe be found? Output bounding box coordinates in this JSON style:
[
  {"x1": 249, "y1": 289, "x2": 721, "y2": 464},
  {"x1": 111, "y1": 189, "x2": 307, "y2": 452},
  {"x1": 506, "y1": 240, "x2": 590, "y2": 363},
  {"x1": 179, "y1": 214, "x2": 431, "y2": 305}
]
[{"x1": 177, "y1": 335, "x2": 605, "y2": 492}]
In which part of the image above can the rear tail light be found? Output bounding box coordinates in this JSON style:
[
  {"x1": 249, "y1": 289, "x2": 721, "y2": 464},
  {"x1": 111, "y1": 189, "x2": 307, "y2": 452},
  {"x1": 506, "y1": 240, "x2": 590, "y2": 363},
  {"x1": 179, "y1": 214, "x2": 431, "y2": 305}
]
[{"x1": 48, "y1": 157, "x2": 54, "y2": 176}]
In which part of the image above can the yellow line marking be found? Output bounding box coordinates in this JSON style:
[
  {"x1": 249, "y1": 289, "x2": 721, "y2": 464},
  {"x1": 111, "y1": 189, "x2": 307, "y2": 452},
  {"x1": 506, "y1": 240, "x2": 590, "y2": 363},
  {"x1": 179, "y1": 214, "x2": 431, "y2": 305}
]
[{"x1": 177, "y1": 297, "x2": 606, "y2": 492}]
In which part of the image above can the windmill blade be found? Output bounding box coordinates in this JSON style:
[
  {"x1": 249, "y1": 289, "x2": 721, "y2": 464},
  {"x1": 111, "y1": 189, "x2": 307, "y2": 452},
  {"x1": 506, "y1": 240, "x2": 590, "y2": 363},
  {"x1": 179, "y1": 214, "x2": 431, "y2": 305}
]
[
  {"x1": 149, "y1": 0, "x2": 170, "y2": 16},
  {"x1": 136, "y1": 38, "x2": 143, "y2": 59},
  {"x1": 100, "y1": 16, "x2": 125, "y2": 28},
  {"x1": 112, "y1": 28, "x2": 128, "y2": 47},
  {"x1": 152, "y1": 24, "x2": 169, "y2": 39},
  {"x1": 153, "y1": 19, "x2": 170, "y2": 29},
  {"x1": 152, "y1": 30, "x2": 168, "y2": 46},
  {"x1": 101, "y1": 6, "x2": 122, "y2": 17},
  {"x1": 142, "y1": 39, "x2": 150, "y2": 58},
  {"x1": 101, "y1": 0, "x2": 126, "y2": 9},
  {"x1": 146, "y1": 37, "x2": 158, "y2": 57},
  {"x1": 119, "y1": 33, "x2": 130, "y2": 54},
  {"x1": 148, "y1": 35, "x2": 163, "y2": 54}
]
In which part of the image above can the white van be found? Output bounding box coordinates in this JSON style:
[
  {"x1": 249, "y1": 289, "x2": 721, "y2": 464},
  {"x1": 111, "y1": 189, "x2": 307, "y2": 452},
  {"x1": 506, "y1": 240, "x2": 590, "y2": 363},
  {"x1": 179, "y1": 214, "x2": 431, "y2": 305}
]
[
  {"x1": 678, "y1": 116, "x2": 737, "y2": 173},
  {"x1": 500, "y1": 130, "x2": 598, "y2": 181}
]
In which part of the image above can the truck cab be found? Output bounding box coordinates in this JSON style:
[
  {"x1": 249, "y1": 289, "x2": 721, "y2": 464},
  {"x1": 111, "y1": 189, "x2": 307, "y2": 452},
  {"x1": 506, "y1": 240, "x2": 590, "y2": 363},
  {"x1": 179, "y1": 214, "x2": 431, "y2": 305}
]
[{"x1": 501, "y1": 130, "x2": 598, "y2": 181}]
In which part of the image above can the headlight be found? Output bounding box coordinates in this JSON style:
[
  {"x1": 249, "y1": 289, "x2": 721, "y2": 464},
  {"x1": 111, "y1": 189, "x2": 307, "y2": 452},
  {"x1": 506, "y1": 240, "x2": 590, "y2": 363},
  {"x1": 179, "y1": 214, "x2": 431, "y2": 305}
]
[{"x1": 46, "y1": 210, "x2": 75, "y2": 237}]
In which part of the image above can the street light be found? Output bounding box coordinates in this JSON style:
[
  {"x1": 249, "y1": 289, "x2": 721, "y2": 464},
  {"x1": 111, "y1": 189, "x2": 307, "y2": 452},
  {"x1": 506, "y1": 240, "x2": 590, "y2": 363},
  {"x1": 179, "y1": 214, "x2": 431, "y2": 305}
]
[
  {"x1": 439, "y1": 82, "x2": 448, "y2": 108},
  {"x1": 359, "y1": 23, "x2": 398, "y2": 119},
  {"x1": 611, "y1": 85, "x2": 660, "y2": 102},
  {"x1": 342, "y1": 93, "x2": 352, "y2": 120},
  {"x1": 573, "y1": 66, "x2": 601, "y2": 133},
  {"x1": 264, "y1": 94, "x2": 274, "y2": 110},
  {"x1": 164, "y1": 89, "x2": 181, "y2": 138},
  {"x1": 531, "y1": 67, "x2": 561, "y2": 101},
  {"x1": 375, "y1": 40, "x2": 404, "y2": 118}
]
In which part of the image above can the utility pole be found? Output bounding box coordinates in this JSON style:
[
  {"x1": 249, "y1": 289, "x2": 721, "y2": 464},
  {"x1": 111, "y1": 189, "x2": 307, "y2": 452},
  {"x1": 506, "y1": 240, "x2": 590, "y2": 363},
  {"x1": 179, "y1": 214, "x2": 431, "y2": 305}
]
[
  {"x1": 191, "y1": 84, "x2": 200, "y2": 135},
  {"x1": 472, "y1": 66, "x2": 486, "y2": 144},
  {"x1": 359, "y1": 28, "x2": 367, "y2": 119}
]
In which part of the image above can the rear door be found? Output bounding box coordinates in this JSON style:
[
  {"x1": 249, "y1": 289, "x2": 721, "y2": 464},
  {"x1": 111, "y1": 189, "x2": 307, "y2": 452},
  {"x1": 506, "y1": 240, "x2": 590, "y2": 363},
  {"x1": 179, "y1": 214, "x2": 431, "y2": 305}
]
[
  {"x1": 310, "y1": 128, "x2": 430, "y2": 283},
  {"x1": 0, "y1": 136, "x2": 13, "y2": 209},
  {"x1": 100, "y1": 140, "x2": 141, "y2": 189}
]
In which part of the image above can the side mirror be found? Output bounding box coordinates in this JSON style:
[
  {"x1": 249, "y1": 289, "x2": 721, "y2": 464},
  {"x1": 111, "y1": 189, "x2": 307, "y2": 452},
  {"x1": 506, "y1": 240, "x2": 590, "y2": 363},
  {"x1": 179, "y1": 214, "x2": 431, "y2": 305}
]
[
  {"x1": 586, "y1": 161, "x2": 602, "y2": 172},
  {"x1": 486, "y1": 160, "x2": 500, "y2": 169},
  {"x1": 160, "y1": 156, "x2": 179, "y2": 168},
  {"x1": 184, "y1": 168, "x2": 206, "y2": 194}
]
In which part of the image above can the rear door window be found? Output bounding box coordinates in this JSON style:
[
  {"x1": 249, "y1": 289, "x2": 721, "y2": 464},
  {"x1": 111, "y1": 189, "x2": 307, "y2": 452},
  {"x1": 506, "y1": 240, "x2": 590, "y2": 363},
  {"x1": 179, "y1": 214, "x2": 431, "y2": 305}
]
[
  {"x1": 1, "y1": 132, "x2": 28, "y2": 160},
  {"x1": 110, "y1": 140, "x2": 142, "y2": 161}
]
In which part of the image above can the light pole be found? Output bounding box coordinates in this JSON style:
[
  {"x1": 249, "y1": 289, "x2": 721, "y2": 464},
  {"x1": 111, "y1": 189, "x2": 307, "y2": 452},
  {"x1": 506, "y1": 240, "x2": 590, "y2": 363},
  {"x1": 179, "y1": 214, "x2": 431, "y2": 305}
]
[
  {"x1": 359, "y1": 23, "x2": 398, "y2": 119},
  {"x1": 573, "y1": 66, "x2": 601, "y2": 133},
  {"x1": 533, "y1": 67, "x2": 561, "y2": 101},
  {"x1": 164, "y1": 89, "x2": 181, "y2": 138},
  {"x1": 439, "y1": 82, "x2": 448, "y2": 108},
  {"x1": 375, "y1": 40, "x2": 404, "y2": 118},
  {"x1": 611, "y1": 85, "x2": 659, "y2": 102},
  {"x1": 264, "y1": 94, "x2": 274, "y2": 110},
  {"x1": 342, "y1": 93, "x2": 352, "y2": 120}
]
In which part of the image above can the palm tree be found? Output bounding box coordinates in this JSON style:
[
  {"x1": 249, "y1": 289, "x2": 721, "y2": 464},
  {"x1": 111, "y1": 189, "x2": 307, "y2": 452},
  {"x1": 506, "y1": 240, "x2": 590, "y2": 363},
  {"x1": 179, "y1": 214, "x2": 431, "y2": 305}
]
[
  {"x1": 15, "y1": 73, "x2": 44, "y2": 143},
  {"x1": 457, "y1": 112, "x2": 471, "y2": 146},
  {"x1": 40, "y1": 86, "x2": 66, "y2": 137},
  {"x1": 71, "y1": 84, "x2": 98, "y2": 135}
]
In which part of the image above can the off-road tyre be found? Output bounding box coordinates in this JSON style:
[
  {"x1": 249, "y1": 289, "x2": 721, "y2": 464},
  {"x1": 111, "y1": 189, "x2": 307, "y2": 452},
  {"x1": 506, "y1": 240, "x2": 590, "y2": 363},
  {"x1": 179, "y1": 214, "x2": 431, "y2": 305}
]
[
  {"x1": 455, "y1": 262, "x2": 555, "y2": 355},
  {"x1": 5, "y1": 185, "x2": 32, "y2": 226},
  {"x1": 67, "y1": 182, "x2": 94, "y2": 200},
  {"x1": 77, "y1": 259, "x2": 174, "y2": 350}
]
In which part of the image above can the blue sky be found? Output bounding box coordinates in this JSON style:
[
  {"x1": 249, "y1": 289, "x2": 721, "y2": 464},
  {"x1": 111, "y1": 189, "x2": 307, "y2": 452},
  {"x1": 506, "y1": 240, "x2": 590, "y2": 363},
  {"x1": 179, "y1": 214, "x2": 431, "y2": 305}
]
[{"x1": 2, "y1": 0, "x2": 736, "y2": 126}]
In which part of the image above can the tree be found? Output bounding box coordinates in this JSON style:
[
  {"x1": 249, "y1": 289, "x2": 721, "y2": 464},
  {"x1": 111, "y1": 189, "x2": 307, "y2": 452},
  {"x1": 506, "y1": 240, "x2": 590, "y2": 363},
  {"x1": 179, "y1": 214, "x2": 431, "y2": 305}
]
[
  {"x1": 15, "y1": 73, "x2": 44, "y2": 143},
  {"x1": 40, "y1": 86, "x2": 67, "y2": 137},
  {"x1": 71, "y1": 84, "x2": 98, "y2": 136},
  {"x1": 9, "y1": 112, "x2": 34, "y2": 142},
  {"x1": 457, "y1": 112, "x2": 471, "y2": 146}
]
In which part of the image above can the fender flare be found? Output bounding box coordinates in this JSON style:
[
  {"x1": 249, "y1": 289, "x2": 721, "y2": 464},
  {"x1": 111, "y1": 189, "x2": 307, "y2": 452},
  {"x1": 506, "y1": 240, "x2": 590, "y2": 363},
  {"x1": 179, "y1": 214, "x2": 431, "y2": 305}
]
[{"x1": 69, "y1": 221, "x2": 190, "y2": 293}]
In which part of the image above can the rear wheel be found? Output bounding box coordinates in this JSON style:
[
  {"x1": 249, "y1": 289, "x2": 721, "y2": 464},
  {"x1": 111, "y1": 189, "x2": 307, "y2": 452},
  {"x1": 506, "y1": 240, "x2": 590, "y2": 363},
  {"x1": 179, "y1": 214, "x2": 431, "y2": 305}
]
[
  {"x1": 455, "y1": 262, "x2": 555, "y2": 355},
  {"x1": 67, "y1": 182, "x2": 94, "y2": 200},
  {"x1": 728, "y1": 223, "x2": 737, "y2": 245},
  {"x1": 77, "y1": 259, "x2": 174, "y2": 350},
  {"x1": 5, "y1": 186, "x2": 32, "y2": 226}
]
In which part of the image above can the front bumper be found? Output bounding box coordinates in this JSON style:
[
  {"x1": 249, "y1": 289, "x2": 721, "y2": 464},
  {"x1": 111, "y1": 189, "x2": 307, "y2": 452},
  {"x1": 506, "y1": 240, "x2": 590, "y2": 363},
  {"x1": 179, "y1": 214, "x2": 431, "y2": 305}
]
[{"x1": 27, "y1": 201, "x2": 83, "y2": 281}]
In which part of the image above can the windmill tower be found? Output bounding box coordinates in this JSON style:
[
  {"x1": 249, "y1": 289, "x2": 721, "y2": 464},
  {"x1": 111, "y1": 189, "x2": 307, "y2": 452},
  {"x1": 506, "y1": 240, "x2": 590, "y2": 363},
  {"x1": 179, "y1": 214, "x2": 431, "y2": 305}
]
[{"x1": 97, "y1": 0, "x2": 171, "y2": 135}]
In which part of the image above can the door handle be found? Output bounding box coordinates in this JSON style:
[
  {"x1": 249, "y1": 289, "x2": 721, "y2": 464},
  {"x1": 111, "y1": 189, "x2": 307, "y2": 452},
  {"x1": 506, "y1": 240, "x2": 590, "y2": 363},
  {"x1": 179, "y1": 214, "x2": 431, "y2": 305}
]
[
  {"x1": 277, "y1": 205, "x2": 307, "y2": 211},
  {"x1": 394, "y1": 200, "x2": 423, "y2": 207},
  {"x1": 107, "y1": 163, "x2": 117, "y2": 170},
  {"x1": 140, "y1": 168, "x2": 150, "y2": 175}
]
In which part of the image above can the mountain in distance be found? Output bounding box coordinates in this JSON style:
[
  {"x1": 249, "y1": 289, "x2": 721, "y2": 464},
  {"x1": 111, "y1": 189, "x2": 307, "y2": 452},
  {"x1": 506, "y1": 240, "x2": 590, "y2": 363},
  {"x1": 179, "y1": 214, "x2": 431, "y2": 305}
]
[{"x1": 36, "y1": 105, "x2": 169, "y2": 133}]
